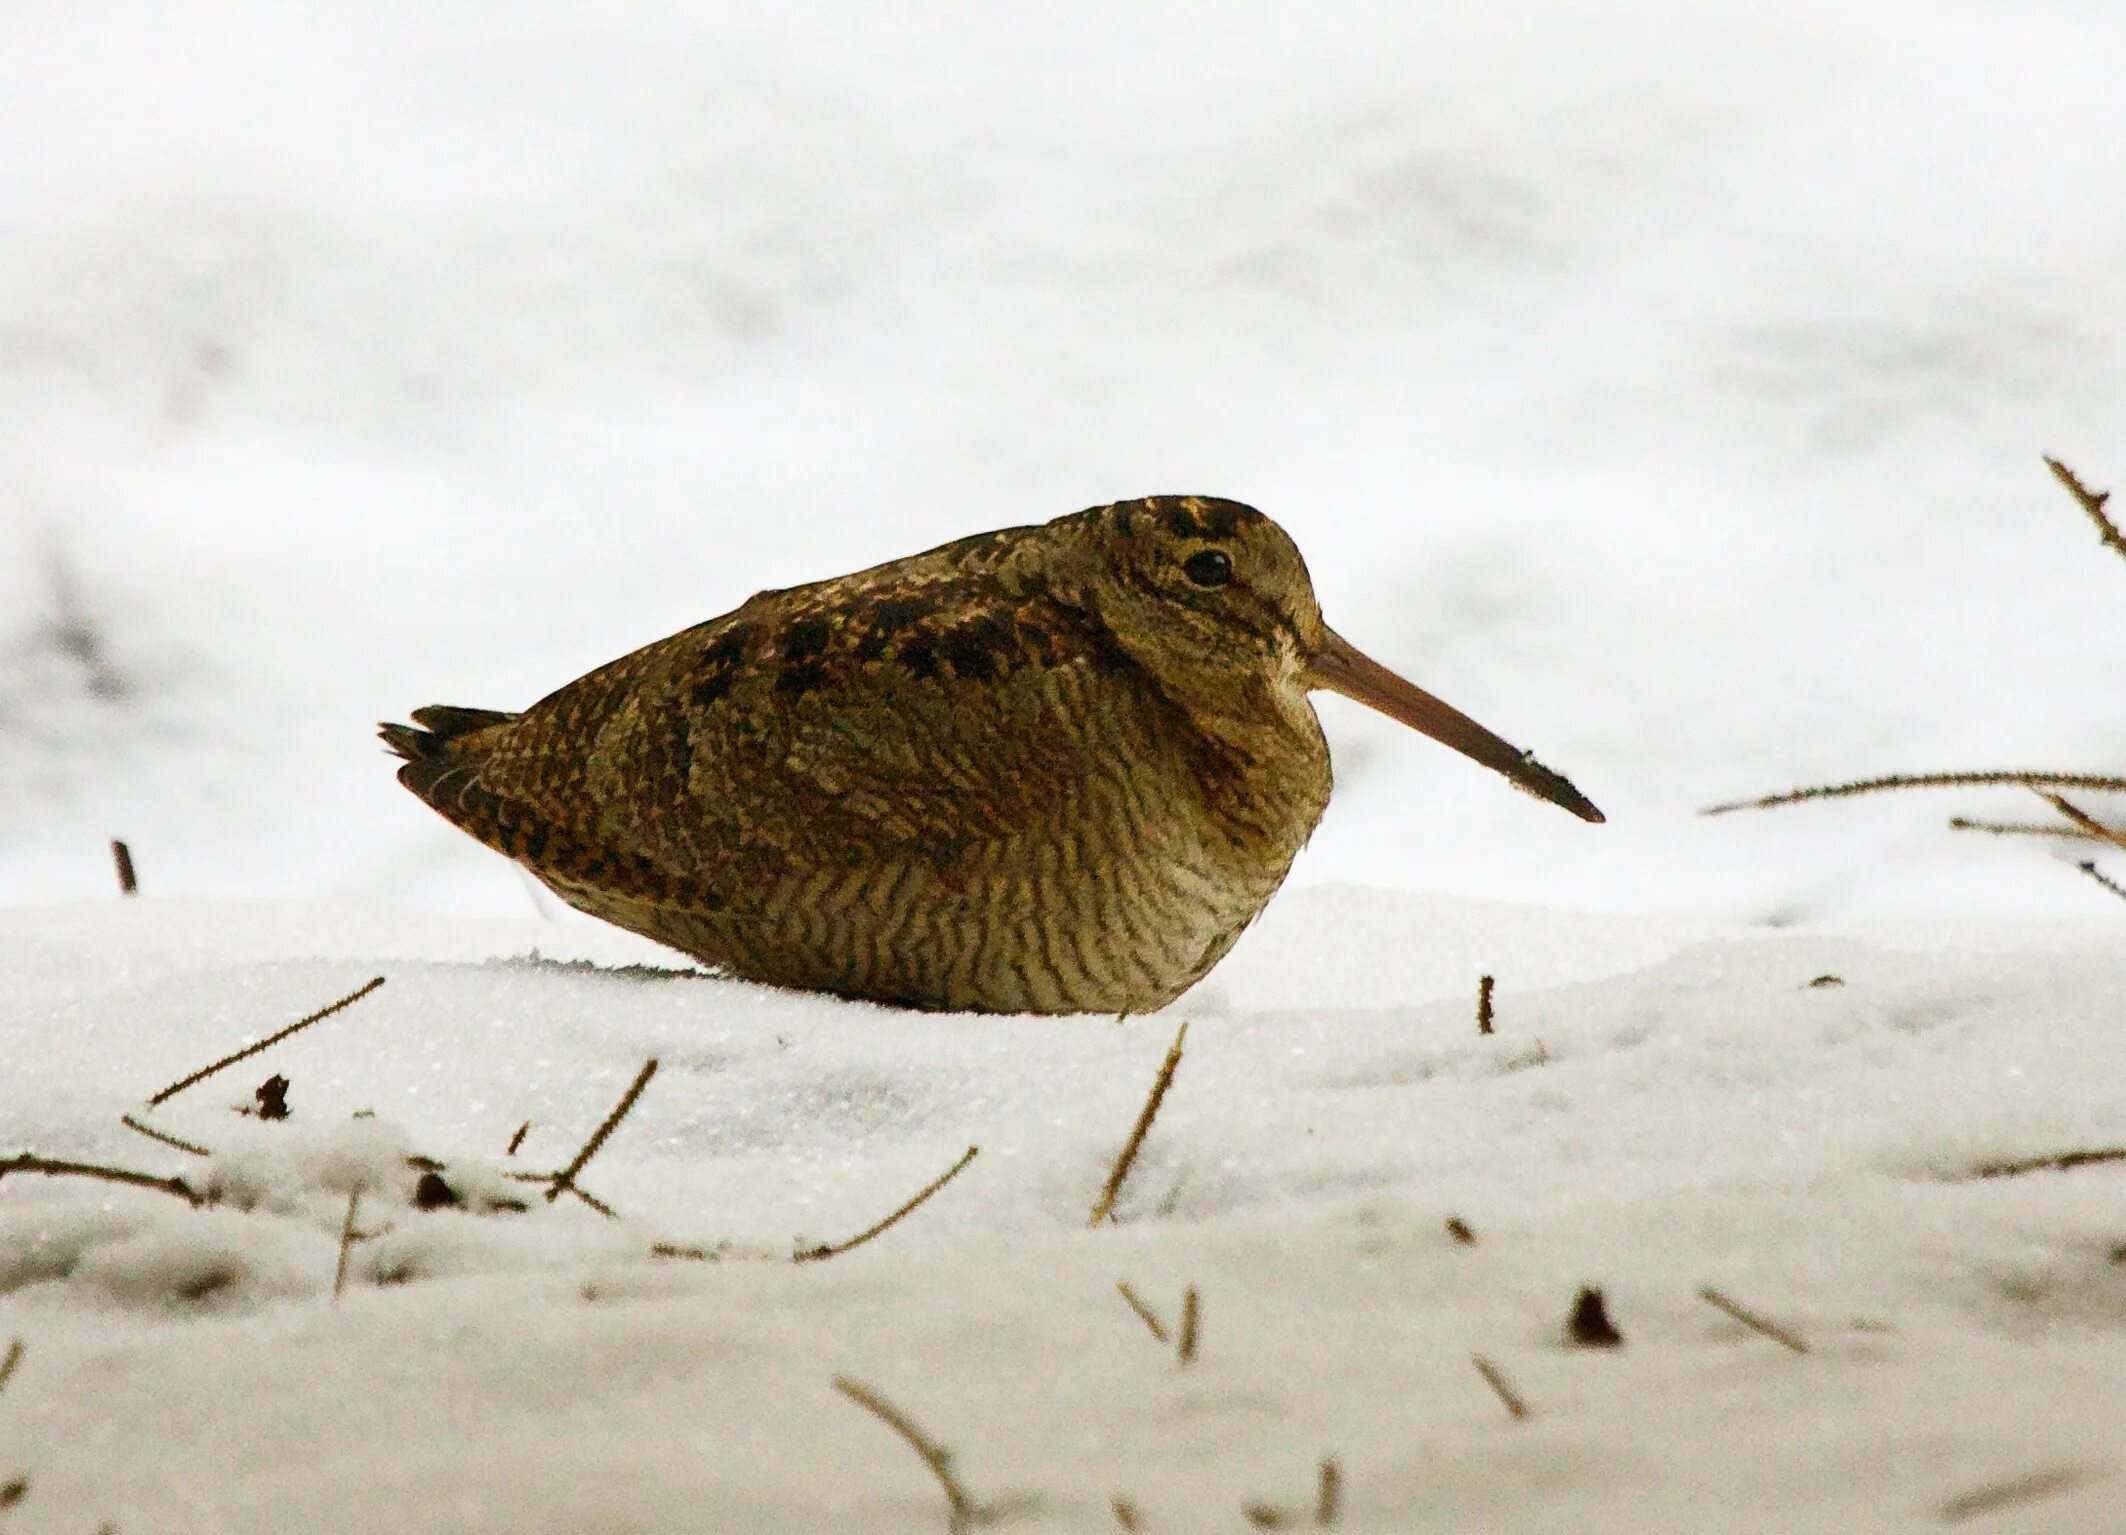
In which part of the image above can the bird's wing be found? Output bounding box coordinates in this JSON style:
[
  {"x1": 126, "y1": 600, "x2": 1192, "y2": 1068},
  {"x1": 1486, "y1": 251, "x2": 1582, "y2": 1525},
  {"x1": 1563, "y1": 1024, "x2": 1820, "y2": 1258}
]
[{"x1": 470, "y1": 567, "x2": 1160, "y2": 891}]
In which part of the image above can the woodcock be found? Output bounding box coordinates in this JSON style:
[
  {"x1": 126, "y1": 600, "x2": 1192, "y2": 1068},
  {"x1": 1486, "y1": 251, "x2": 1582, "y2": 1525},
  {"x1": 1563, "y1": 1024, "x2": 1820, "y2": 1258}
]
[{"x1": 383, "y1": 496, "x2": 1601, "y2": 1013}]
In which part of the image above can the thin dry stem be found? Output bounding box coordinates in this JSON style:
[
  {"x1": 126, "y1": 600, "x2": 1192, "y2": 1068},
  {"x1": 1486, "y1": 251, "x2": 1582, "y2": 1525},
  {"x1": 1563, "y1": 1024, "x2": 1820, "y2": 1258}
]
[
  {"x1": 1470, "y1": 1354, "x2": 1529, "y2": 1420},
  {"x1": 2036, "y1": 793, "x2": 2126, "y2": 856},
  {"x1": 547, "y1": 1058, "x2": 657, "y2": 1206},
  {"x1": 110, "y1": 838, "x2": 137, "y2": 896},
  {"x1": 1705, "y1": 771, "x2": 2126, "y2": 817},
  {"x1": 1090, "y1": 1020, "x2": 1188, "y2": 1226},
  {"x1": 331, "y1": 1189, "x2": 362, "y2": 1302},
  {"x1": 1476, "y1": 975, "x2": 1495, "y2": 1036},
  {"x1": 2076, "y1": 861, "x2": 2126, "y2": 905},
  {"x1": 1698, "y1": 1287, "x2": 1808, "y2": 1355},
  {"x1": 1939, "y1": 1462, "x2": 2088, "y2": 1524},
  {"x1": 833, "y1": 1375, "x2": 980, "y2": 1532},
  {"x1": 507, "y1": 1169, "x2": 618, "y2": 1219},
  {"x1": 1177, "y1": 1286, "x2": 1200, "y2": 1365},
  {"x1": 148, "y1": 976, "x2": 386, "y2": 1106},
  {"x1": 119, "y1": 1113, "x2": 211, "y2": 1157},
  {"x1": 1111, "y1": 1496, "x2": 1142, "y2": 1531},
  {"x1": 1948, "y1": 815, "x2": 2101, "y2": 841},
  {"x1": 1317, "y1": 1458, "x2": 1342, "y2": 1526},
  {"x1": 1, "y1": 1153, "x2": 200, "y2": 1206},
  {"x1": 1971, "y1": 1146, "x2": 2126, "y2": 1179},
  {"x1": 794, "y1": 1145, "x2": 979, "y2": 1262},
  {"x1": 0, "y1": 1338, "x2": 21, "y2": 1395},
  {"x1": 2043, "y1": 456, "x2": 2124, "y2": 562},
  {"x1": 1115, "y1": 1280, "x2": 1170, "y2": 1343},
  {"x1": 506, "y1": 1121, "x2": 530, "y2": 1156},
  {"x1": 1444, "y1": 1215, "x2": 1477, "y2": 1245}
]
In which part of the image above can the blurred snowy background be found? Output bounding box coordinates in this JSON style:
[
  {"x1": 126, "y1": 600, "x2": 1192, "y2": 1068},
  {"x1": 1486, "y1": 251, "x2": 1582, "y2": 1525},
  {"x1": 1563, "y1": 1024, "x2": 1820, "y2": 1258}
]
[{"x1": 4, "y1": 0, "x2": 2124, "y2": 924}]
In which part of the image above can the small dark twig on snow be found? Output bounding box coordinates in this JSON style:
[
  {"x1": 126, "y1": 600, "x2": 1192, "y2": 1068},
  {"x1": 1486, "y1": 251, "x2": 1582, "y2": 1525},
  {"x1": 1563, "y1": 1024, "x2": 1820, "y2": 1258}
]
[
  {"x1": 1090, "y1": 1020, "x2": 1188, "y2": 1227},
  {"x1": 110, "y1": 839, "x2": 138, "y2": 896},
  {"x1": 148, "y1": 977, "x2": 385, "y2": 1106},
  {"x1": 546, "y1": 1058, "x2": 657, "y2": 1207},
  {"x1": 0, "y1": 1153, "x2": 200, "y2": 1207},
  {"x1": 2043, "y1": 455, "x2": 2125, "y2": 563},
  {"x1": 1470, "y1": 1354, "x2": 1529, "y2": 1420},
  {"x1": 794, "y1": 1145, "x2": 979, "y2": 1262},
  {"x1": 1705, "y1": 771, "x2": 2126, "y2": 818},
  {"x1": 834, "y1": 1375, "x2": 987, "y2": 1533},
  {"x1": 120, "y1": 1114, "x2": 211, "y2": 1157},
  {"x1": 1114, "y1": 1280, "x2": 1170, "y2": 1343},
  {"x1": 1971, "y1": 1146, "x2": 2126, "y2": 1179},
  {"x1": 1698, "y1": 1287, "x2": 1808, "y2": 1355},
  {"x1": 2076, "y1": 862, "x2": 2126, "y2": 905}
]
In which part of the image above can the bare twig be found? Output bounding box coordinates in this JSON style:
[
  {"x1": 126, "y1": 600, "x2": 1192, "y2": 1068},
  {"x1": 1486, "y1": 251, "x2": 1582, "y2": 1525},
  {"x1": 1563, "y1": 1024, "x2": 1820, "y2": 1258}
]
[
  {"x1": 1090, "y1": 1020, "x2": 1188, "y2": 1226},
  {"x1": 1705, "y1": 771, "x2": 2126, "y2": 817},
  {"x1": 147, "y1": 977, "x2": 386, "y2": 1106},
  {"x1": 1317, "y1": 1458, "x2": 1342, "y2": 1526},
  {"x1": 0, "y1": 1153, "x2": 200, "y2": 1206},
  {"x1": 1115, "y1": 1280, "x2": 1170, "y2": 1343},
  {"x1": 834, "y1": 1375, "x2": 983, "y2": 1532},
  {"x1": 1177, "y1": 1286, "x2": 1200, "y2": 1365},
  {"x1": 1940, "y1": 1462, "x2": 2088, "y2": 1524},
  {"x1": 0, "y1": 1338, "x2": 22, "y2": 1395},
  {"x1": 2036, "y1": 793, "x2": 2126, "y2": 856},
  {"x1": 794, "y1": 1145, "x2": 979, "y2": 1262},
  {"x1": 1444, "y1": 1215, "x2": 1477, "y2": 1245},
  {"x1": 1476, "y1": 974, "x2": 1495, "y2": 1036},
  {"x1": 546, "y1": 1058, "x2": 657, "y2": 1206},
  {"x1": 1971, "y1": 1146, "x2": 2126, "y2": 1179},
  {"x1": 2076, "y1": 862, "x2": 2126, "y2": 905},
  {"x1": 507, "y1": 1169, "x2": 618, "y2": 1219},
  {"x1": 1698, "y1": 1287, "x2": 1808, "y2": 1355},
  {"x1": 1470, "y1": 1354, "x2": 1529, "y2": 1420},
  {"x1": 120, "y1": 1113, "x2": 211, "y2": 1157},
  {"x1": 1949, "y1": 815, "x2": 2100, "y2": 841},
  {"x1": 506, "y1": 1121, "x2": 530, "y2": 1156},
  {"x1": 331, "y1": 1190, "x2": 362, "y2": 1302},
  {"x1": 2044, "y1": 455, "x2": 2124, "y2": 562},
  {"x1": 110, "y1": 838, "x2": 137, "y2": 896}
]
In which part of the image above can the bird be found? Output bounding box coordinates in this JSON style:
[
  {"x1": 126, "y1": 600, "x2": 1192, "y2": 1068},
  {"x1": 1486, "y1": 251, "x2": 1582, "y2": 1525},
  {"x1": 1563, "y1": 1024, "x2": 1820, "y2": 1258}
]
[{"x1": 382, "y1": 495, "x2": 1601, "y2": 1014}]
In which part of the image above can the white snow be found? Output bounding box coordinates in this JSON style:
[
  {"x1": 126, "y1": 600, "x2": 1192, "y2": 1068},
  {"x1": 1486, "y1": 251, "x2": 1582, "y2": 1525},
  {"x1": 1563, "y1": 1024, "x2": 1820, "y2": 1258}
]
[{"x1": 4, "y1": 3, "x2": 2126, "y2": 1530}]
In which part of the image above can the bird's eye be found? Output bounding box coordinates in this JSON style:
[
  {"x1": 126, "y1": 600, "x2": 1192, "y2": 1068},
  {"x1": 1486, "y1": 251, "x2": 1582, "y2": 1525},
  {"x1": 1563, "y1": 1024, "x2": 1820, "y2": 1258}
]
[{"x1": 1182, "y1": 549, "x2": 1233, "y2": 588}]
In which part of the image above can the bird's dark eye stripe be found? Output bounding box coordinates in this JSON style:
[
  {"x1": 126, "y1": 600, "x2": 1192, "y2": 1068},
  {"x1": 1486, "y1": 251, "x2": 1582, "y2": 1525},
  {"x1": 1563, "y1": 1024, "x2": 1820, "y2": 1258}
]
[{"x1": 1182, "y1": 549, "x2": 1233, "y2": 588}]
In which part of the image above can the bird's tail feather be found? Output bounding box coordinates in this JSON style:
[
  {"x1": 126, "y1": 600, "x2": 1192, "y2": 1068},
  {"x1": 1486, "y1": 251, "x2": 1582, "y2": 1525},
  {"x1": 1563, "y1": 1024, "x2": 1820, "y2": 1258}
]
[{"x1": 378, "y1": 704, "x2": 517, "y2": 763}]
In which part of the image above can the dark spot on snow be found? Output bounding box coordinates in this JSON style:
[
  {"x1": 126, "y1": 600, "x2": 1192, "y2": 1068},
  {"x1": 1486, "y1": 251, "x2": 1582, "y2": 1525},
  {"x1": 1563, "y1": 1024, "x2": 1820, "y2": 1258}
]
[
  {"x1": 1806, "y1": 974, "x2": 1845, "y2": 989},
  {"x1": 1567, "y1": 1286, "x2": 1624, "y2": 1347},
  {"x1": 251, "y1": 1074, "x2": 290, "y2": 1120},
  {"x1": 175, "y1": 1261, "x2": 243, "y2": 1302},
  {"x1": 413, "y1": 1171, "x2": 462, "y2": 1210}
]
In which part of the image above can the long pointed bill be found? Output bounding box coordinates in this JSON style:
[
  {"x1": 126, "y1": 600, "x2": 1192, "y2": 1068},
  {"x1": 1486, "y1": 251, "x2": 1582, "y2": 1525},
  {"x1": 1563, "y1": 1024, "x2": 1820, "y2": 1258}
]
[{"x1": 1308, "y1": 628, "x2": 1604, "y2": 823}]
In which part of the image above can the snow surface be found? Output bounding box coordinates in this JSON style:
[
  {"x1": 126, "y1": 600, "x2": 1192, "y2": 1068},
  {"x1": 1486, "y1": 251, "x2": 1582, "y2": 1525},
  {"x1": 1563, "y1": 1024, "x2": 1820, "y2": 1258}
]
[
  {"x1": 5, "y1": 896, "x2": 2125, "y2": 1531},
  {"x1": 5, "y1": 3, "x2": 2126, "y2": 1531}
]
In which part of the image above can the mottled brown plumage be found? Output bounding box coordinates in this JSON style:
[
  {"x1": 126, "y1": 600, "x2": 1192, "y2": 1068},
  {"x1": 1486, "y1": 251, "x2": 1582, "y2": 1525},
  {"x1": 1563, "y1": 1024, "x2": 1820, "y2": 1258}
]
[{"x1": 383, "y1": 495, "x2": 1600, "y2": 1013}]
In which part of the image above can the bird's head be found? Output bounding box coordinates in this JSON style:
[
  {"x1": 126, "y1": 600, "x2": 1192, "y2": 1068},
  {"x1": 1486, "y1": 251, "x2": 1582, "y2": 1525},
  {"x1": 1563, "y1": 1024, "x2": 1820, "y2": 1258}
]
[{"x1": 1043, "y1": 495, "x2": 1602, "y2": 822}]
